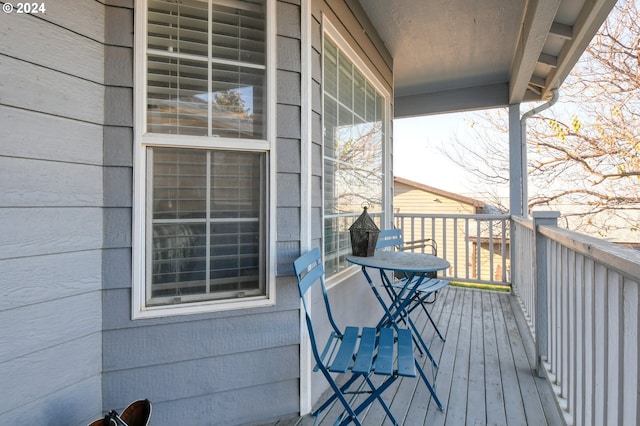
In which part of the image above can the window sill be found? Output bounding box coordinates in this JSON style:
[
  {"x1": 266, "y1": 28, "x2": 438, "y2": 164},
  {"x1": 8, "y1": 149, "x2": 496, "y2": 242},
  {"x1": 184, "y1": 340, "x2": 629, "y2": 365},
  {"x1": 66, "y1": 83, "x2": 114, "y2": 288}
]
[
  {"x1": 131, "y1": 294, "x2": 275, "y2": 320},
  {"x1": 325, "y1": 264, "x2": 360, "y2": 290}
]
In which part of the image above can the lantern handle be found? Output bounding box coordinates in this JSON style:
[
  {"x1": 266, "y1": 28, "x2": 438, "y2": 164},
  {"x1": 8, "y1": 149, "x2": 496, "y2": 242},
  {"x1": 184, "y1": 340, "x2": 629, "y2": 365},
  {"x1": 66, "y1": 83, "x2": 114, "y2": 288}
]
[{"x1": 361, "y1": 201, "x2": 371, "y2": 210}]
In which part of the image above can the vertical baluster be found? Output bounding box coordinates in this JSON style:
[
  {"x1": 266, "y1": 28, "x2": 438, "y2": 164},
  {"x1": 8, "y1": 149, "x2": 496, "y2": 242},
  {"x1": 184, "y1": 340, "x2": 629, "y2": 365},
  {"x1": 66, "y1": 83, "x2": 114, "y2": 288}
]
[
  {"x1": 453, "y1": 217, "x2": 458, "y2": 276},
  {"x1": 574, "y1": 253, "x2": 584, "y2": 426},
  {"x1": 476, "y1": 218, "x2": 481, "y2": 281},
  {"x1": 465, "y1": 217, "x2": 470, "y2": 280},
  {"x1": 621, "y1": 276, "x2": 638, "y2": 425},
  {"x1": 489, "y1": 219, "x2": 494, "y2": 282},
  {"x1": 501, "y1": 219, "x2": 508, "y2": 283}
]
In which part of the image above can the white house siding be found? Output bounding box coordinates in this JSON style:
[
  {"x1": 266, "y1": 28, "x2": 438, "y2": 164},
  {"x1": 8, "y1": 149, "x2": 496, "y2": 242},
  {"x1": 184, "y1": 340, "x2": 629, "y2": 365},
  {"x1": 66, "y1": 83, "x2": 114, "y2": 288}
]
[{"x1": 0, "y1": 2, "x2": 107, "y2": 425}]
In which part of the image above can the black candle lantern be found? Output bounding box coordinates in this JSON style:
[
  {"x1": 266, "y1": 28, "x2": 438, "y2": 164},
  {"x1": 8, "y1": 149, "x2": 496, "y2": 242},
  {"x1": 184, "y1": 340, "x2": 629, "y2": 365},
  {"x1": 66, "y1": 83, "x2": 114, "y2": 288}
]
[{"x1": 349, "y1": 203, "x2": 380, "y2": 257}]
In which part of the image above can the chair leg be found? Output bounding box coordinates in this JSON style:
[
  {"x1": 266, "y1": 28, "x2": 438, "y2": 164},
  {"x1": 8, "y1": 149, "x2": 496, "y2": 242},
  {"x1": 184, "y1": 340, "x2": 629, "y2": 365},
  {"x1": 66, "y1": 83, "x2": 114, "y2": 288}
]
[
  {"x1": 415, "y1": 358, "x2": 444, "y2": 411},
  {"x1": 409, "y1": 292, "x2": 445, "y2": 341},
  {"x1": 324, "y1": 381, "x2": 362, "y2": 426},
  {"x1": 363, "y1": 375, "x2": 398, "y2": 425},
  {"x1": 312, "y1": 373, "x2": 362, "y2": 417},
  {"x1": 313, "y1": 372, "x2": 400, "y2": 426},
  {"x1": 388, "y1": 307, "x2": 438, "y2": 368},
  {"x1": 337, "y1": 375, "x2": 399, "y2": 426}
]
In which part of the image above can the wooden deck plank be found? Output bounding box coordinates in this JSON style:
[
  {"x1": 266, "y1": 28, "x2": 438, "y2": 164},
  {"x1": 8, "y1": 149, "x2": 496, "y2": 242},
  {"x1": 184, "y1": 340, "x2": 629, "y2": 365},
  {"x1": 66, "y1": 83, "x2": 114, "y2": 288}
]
[
  {"x1": 381, "y1": 314, "x2": 434, "y2": 425},
  {"x1": 423, "y1": 286, "x2": 462, "y2": 426},
  {"x1": 483, "y1": 291, "x2": 508, "y2": 426},
  {"x1": 499, "y1": 293, "x2": 550, "y2": 426},
  {"x1": 379, "y1": 288, "x2": 447, "y2": 426},
  {"x1": 492, "y1": 288, "x2": 528, "y2": 425},
  {"x1": 466, "y1": 290, "x2": 487, "y2": 425},
  {"x1": 359, "y1": 297, "x2": 435, "y2": 426},
  {"x1": 441, "y1": 287, "x2": 473, "y2": 425},
  {"x1": 509, "y1": 295, "x2": 565, "y2": 426},
  {"x1": 400, "y1": 286, "x2": 453, "y2": 425},
  {"x1": 289, "y1": 287, "x2": 563, "y2": 426}
]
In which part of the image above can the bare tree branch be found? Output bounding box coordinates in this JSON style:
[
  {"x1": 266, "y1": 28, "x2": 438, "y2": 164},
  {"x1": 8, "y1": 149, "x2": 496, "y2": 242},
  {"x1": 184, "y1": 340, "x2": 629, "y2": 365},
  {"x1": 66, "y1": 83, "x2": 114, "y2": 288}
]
[{"x1": 442, "y1": 0, "x2": 640, "y2": 239}]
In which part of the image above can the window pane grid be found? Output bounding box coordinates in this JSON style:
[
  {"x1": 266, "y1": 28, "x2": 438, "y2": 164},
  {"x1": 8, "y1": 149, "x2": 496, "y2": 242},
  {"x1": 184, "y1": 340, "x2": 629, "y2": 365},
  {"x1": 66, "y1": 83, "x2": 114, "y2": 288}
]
[
  {"x1": 147, "y1": 0, "x2": 266, "y2": 138},
  {"x1": 323, "y1": 36, "x2": 385, "y2": 277},
  {"x1": 148, "y1": 147, "x2": 265, "y2": 305}
]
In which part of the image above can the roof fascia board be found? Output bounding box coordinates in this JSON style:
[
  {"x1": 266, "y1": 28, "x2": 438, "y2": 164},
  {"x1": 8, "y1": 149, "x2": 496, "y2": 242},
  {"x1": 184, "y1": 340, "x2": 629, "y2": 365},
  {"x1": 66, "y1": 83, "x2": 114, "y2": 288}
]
[
  {"x1": 509, "y1": 0, "x2": 562, "y2": 104},
  {"x1": 394, "y1": 177, "x2": 486, "y2": 208},
  {"x1": 394, "y1": 83, "x2": 508, "y2": 118},
  {"x1": 541, "y1": 0, "x2": 618, "y2": 99}
]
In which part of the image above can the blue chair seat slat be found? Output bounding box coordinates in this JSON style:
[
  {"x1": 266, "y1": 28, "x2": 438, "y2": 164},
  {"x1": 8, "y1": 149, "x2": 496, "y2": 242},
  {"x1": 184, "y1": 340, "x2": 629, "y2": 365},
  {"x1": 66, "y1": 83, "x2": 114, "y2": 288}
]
[
  {"x1": 329, "y1": 326, "x2": 359, "y2": 373},
  {"x1": 393, "y1": 277, "x2": 449, "y2": 296},
  {"x1": 374, "y1": 327, "x2": 395, "y2": 376},
  {"x1": 317, "y1": 332, "x2": 341, "y2": 369},
  {"x1": 396, "y1": 329, "x2": 416, "y2": 377},
  {"x1": 416, "y1": 278, "x2": 449, "y2": 293},
  {"x1": 352, "y1": 327, "x2": 377, "y2": 375}
]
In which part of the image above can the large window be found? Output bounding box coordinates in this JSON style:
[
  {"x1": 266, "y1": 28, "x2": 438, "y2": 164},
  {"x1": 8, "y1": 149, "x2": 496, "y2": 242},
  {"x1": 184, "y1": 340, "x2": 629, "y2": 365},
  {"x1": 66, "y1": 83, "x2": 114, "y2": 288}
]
[
  {"x1": 134, "y1": 0, "x2": 274, "y2": 318},
  {"x1": 323, "y1": 34, "x2": 387, "y2": 277}
]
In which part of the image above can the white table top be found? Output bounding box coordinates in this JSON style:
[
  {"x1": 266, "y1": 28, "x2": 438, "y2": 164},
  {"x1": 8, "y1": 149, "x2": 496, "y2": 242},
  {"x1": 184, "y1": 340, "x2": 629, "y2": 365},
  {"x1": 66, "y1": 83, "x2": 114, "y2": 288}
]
[{"x1": 346, "y1": 251, "x2": 449, "y2": 273}]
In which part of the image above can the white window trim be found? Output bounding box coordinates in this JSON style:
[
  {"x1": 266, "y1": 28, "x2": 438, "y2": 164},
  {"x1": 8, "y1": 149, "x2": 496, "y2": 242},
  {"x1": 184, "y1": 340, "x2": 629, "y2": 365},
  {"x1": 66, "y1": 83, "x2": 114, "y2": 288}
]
[
  {"x1": 132, "y1": 0, "x2": 277, "y2": 319},
  {"x1": 321, "y1": 17, "x2": 393, "y2": 289}
]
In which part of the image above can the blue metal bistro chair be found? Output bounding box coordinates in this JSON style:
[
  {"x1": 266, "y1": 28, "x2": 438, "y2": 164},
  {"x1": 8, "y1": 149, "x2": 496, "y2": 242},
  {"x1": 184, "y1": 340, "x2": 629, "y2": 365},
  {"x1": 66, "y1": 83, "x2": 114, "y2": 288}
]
[
  {"x1": 294, "y1": 248, "x2": 416, "y2": 426},
  {"x1": 376, "y1": 229, "x2": 450, "y2": 342}
]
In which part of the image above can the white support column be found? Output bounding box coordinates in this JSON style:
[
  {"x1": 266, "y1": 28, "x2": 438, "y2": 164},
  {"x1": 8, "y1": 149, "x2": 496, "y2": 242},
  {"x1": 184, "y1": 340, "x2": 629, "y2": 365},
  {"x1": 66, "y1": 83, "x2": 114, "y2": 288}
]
[
  {"x1": 509, "y1": 103, "x2": 523, "y2": 217},
  {"x1": 509, "y1": 103, "x2": 522, "y2": 292},
  {"x1": 533, "y1": 210, "x2": 560, "y2": 377},
  {"x1": 299, "y1": 0, "x2": 313, "y2": 415}
]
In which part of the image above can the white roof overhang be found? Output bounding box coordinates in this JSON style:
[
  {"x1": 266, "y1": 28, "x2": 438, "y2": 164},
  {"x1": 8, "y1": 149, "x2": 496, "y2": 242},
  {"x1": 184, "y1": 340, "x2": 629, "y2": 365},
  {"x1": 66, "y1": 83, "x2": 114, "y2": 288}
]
[{"x1": 354, "y1": 0, "x2": 617, "y2": 117}]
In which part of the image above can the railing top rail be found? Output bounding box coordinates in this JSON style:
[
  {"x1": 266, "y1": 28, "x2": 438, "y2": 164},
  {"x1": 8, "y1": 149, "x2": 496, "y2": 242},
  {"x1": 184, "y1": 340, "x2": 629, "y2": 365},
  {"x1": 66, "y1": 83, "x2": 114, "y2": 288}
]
[
  {"x1": 511, "y1": 215, "x2": 534, "y2": 230},
  {"x1": 395, "y1": 213, "x2": 510, "y2": 220},
  {"x1": 538, "y1": 224, "x2": 640, "y2": 280}
]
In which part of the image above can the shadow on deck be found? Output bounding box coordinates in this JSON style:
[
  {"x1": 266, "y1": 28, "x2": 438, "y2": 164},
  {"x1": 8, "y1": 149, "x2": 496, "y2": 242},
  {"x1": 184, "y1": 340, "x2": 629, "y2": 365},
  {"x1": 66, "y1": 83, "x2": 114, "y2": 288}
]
[{"x1": 269, "y1": 286, "x2": 564, "y2": 426}]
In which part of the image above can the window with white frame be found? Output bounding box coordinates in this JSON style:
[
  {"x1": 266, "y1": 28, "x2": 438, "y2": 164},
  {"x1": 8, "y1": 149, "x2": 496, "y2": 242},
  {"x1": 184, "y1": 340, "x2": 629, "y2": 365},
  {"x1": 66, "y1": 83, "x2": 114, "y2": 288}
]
[
  {"x1": 323, "y1": 33, "x2": 387, "y2": 277},
  {"x1": 134, "y1": 0, "x2": 274, "y2": 317}
]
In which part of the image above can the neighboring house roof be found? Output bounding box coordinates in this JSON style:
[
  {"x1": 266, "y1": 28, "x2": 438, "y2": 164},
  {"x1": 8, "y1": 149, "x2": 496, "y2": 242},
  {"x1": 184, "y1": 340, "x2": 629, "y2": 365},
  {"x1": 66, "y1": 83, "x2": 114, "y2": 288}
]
[{"x1": 394, "y1": 176, "x2": 486, "y2": 209}]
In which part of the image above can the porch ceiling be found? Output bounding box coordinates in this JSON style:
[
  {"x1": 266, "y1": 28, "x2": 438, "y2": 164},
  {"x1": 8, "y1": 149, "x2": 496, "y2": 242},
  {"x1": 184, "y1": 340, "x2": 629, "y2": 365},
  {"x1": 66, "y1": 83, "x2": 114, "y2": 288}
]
[{"x1": 355, "y1": 0, "x2": 617, "y2": 117}]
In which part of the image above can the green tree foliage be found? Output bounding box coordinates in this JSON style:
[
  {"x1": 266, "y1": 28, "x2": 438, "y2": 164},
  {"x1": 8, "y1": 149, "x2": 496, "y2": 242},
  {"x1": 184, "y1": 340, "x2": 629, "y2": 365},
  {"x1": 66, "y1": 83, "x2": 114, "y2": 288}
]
[{"x1": 213, "y1": 89, "x2": 250, "y2": 116}]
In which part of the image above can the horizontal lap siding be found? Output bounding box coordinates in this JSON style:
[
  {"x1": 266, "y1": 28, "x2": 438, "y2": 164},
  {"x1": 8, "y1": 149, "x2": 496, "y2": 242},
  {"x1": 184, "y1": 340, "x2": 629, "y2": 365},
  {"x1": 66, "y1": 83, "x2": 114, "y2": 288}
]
[
  {"x1": 0, "y1": 1, "x2": 108, "y2": 424},
  {"x1": 277, "y1": 0, "x2": 303, "y2": 277},
  {"x1": 100, "y1": 1, "x2": 304, "y2": 425}
]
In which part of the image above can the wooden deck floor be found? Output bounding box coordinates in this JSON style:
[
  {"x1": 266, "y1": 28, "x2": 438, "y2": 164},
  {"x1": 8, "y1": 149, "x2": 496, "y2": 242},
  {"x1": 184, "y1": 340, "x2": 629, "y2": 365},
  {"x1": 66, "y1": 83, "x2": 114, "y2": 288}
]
[{"x1": 271, "y1": 286, "x2": 564, "y2": 426}]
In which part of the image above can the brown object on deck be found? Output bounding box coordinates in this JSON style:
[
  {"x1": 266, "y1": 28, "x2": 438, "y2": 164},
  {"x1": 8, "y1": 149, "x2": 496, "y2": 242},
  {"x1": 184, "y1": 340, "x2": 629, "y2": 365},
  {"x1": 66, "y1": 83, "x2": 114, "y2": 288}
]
[
  {"x1": 87, "y1": 399, "x2": 151, "y2": 426},
  {"x1": 121, "y1": 399, "x2": 151, "y2": 426}
]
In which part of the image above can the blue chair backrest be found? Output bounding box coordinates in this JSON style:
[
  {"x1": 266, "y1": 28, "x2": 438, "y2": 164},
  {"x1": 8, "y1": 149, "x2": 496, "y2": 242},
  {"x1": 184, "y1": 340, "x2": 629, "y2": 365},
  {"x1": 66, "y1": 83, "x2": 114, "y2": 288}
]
[
  {"x1": 376, "y1": 229, "x2": 403, "y2": 250},
  {"x1": 293, "y1": 248, "x2": 342, "y2": 340}
]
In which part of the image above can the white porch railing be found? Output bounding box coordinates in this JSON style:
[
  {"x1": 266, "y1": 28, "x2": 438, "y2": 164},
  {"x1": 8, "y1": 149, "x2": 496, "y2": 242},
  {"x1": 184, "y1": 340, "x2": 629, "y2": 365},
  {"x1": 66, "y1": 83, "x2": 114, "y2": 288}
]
[
  {"x1": 512, "y1": 212, "x2": 640, "y2": 426},
  {"x1": 396, "y1": 211, "x2": 640, "y2": 424},
  {"x1": 394, "y1": 213, "x2": 511, "y2": 286}
]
